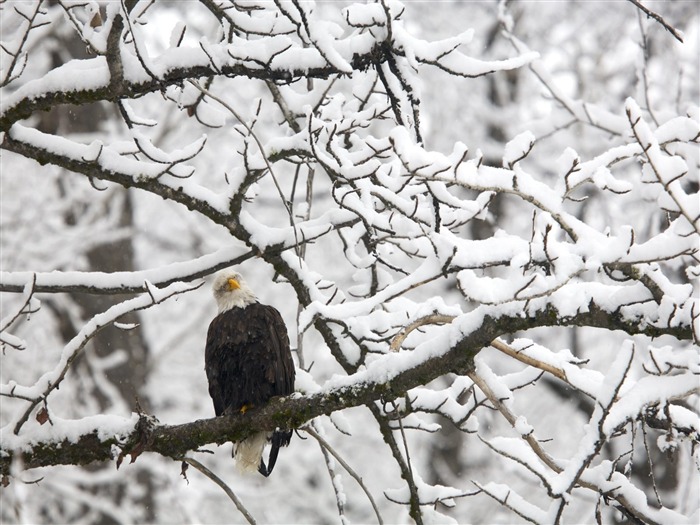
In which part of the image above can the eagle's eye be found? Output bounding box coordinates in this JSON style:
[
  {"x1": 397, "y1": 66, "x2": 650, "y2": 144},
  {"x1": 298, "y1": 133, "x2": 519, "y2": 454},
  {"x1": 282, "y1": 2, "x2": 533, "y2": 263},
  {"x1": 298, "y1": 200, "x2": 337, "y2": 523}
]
[{"x1": 227, "y1": 278, "x2": 240, "y2": 291}]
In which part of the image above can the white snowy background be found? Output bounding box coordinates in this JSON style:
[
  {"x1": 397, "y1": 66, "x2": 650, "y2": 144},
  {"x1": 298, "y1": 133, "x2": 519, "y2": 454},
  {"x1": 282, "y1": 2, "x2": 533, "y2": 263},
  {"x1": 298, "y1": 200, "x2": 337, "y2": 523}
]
[{"x1": 1, "y1": 1, "x2": 698, "y2": 524}]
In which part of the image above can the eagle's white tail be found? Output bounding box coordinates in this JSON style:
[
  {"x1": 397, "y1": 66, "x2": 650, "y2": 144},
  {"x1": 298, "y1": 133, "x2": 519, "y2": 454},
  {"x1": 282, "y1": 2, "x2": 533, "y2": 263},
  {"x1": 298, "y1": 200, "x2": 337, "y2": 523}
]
[{"x1": 233, "y1": 432, "x2": 268, "y2": 473}]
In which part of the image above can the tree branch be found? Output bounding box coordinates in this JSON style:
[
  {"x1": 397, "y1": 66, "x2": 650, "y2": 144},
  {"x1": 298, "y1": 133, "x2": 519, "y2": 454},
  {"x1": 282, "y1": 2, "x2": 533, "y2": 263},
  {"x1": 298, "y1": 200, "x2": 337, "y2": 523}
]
[
  {"x1": 0, "y1": 43, "x2": 388, "y2": 133},
  {"x1": 0, "y1": 250, "x2": 252, "y2": 294},
  {"x1": 182, "y1": 458, "x2": 257, "y2": 525},
  {"x1": 1, "y1": 129, "x2": 233, "y2": 227},
  {"x1": 304, "y1": 424, "x2": 384, "y2": 525},
  {"x1": 2, "y1": 300, "x2": 693, "y2": 476},
  {"x1": 626, "y1": 0, "x2": 684, "y2": 43}
]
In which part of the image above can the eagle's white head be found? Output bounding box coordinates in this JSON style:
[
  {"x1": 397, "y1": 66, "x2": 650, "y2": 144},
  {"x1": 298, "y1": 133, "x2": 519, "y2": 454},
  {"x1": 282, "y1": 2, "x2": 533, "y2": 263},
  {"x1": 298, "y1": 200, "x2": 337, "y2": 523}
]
[{"x1": 212, "y1": 270, "x2": 257, "y2": 313}]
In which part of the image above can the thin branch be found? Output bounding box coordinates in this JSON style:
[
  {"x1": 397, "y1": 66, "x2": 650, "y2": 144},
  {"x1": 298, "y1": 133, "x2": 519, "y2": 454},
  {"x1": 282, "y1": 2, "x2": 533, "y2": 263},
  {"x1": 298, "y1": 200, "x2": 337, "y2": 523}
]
[
  {"x1": 370, "y1": 404, "x2": 423, "y2": 525},
  {"x1": 186, "y1": 80, "x2": 300, "y2": 253},
  {"x1": 7, "y1": 282, "x2": 199, "y2": 434},
  {"x1": 640, "y1": 420, "x2": 663, "y2": 508},
  {"x1": 627, "y1": 101, "x2": 699, "y2": 236},
  {"x1": 390, "y1": 314, "x2": 455, "y2": 351},
  {"x1": 626, "y1": 0, "x2": 684, "y2": 43},
  {"x1": 1, "y1": 1, "x2": 43, "y2": 87},
  {"x1": 183, "y1": 458, "x2": 257, "y2": 525},
  {"x1": 304, "y1": 424, "x2": 384, "y2": 525},
  {"x1": 467, "y1": 365, "x2": 666, "y2": 525},
  {"x1": 467, "y1": 369, "x2": 560, "y2": 470},
  {"x1": 311, "y1": 421, "x2": 347, "y2": 523},
  {"x1": 0, "y1": 273, "x2": 37, "y2": 333},
  {"x1": 490, "y1": 339, "x2": 572, "y2": 387},
  {"x1": 556, "y1": 345, "x2": 634, "y2": 511}
]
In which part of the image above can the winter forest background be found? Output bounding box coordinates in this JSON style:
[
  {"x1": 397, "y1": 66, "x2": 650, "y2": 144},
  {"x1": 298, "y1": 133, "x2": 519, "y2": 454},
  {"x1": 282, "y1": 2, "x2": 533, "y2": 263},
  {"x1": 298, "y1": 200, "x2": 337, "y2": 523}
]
[{"x1": 1, "y1": 1, "x2": 699, "y2": 524}]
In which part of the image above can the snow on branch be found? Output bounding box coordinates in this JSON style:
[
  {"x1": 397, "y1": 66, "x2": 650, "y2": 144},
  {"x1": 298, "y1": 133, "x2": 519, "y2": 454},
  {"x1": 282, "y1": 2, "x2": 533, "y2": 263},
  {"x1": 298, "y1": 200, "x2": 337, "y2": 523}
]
[
  {"x1": 1, "y1": 281, "x2": 200, "y2": 434},
  {"x1": 2, "y1": 297, "x2": 693, "y2": 478},
  {"x1": 1, "y1": 2, "x2": 698, "y2": 522},
  {"x1": 626, "y1": 99, "x2": 700, "y2": 236},
  {"x1": 2, "y1": 125, "x2": 232, "y2": 223},
  {"x1": 468, "y1": 344, "x2": 697, "y2": 525},
  {"x1": 0, "y1": 247, "x2": 251, "y2": 294},
  {"x1": 0, "y1": 0, "x2": 534, "y2": 135}
]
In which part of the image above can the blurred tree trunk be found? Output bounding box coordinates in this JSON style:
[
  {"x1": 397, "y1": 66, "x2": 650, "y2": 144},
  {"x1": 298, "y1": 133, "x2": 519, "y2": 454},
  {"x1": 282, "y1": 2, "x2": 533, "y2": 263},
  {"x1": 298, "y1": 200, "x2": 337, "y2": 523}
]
[{"x1": 35, "y1": 6, "x2": 156, "y2": 522}]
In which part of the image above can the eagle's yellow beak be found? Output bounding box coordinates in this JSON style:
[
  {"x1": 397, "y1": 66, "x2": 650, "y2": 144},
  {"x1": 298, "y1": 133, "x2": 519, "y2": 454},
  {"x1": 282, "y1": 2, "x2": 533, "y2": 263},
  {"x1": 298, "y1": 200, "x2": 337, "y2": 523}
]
[{"x1": 227, "y1": 278, "x2": 240, "y2": 291}]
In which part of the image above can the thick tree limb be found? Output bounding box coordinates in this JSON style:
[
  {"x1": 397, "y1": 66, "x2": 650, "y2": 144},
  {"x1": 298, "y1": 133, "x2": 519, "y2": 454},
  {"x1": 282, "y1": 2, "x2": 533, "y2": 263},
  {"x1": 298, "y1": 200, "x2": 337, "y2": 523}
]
[
  {"x1": 0, "y1": 45, "x2": 384, "y2": 133},
  {"x1": 1, "y1": 130, "x2": 233, "y2": 228},
  {"x1": 1, "y1": 301, "x2": 693, "y2": 476}
]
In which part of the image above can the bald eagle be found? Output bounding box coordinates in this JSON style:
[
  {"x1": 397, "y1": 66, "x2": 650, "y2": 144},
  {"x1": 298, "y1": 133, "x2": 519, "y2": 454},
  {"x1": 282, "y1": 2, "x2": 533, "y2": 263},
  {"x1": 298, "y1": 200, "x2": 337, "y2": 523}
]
[{"x1": 205, "y1": 271, "x2": 295, "y2": 476}]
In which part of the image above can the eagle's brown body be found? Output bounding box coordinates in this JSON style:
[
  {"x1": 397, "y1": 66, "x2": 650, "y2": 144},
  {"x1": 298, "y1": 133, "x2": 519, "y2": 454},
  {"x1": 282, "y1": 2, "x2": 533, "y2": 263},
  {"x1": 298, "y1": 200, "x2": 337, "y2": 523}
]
[{"x1": 205, "y1": 272, "x2": 295, "y2": 476}]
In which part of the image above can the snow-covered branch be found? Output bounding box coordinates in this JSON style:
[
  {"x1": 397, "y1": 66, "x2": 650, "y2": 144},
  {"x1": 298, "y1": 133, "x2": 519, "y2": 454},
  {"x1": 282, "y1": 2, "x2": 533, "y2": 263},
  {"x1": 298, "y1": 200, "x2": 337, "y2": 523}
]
[
  {"x1": 3, "y1": 298, "x2": 694, "y2": 477},
  {"x1": 1, "y1": 1, "x2": 697, "y2": 522},
  {"x1": 1, "y1": 281, "x2": 200, "y2": 434}
]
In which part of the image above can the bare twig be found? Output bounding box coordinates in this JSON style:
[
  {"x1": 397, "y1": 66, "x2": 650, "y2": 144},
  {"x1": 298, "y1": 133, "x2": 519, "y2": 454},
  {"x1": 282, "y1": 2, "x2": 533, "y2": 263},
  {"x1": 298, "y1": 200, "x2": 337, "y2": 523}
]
[
  {"x1": 490, "y1": 339, "x2": 572, "y2": 387},
  {"x1": 369, "y1": 404, "x2": 423, "y2": 525},
  {"x1": 183, "y1": 458, "x2": 257, "y2": 525},
  {"x1": 390, "y1": 314, "x2": 455, "y2": 351},
  {"x1": 304, "y1": 424, "x2": 384, "y2": 525},
  {"x1": 187, "y1": 79, "x2": 300, "y2": 253},
  {"x1": 1, "y1": 2, "x2": 44, "y2": 87},
  {"x1": 626, "y1": 0, "x2": 684, "y2": 43},
  {"x1": 7, "y1": 282, "x2": 198, "y2": 434},
  {"x1": 0, "y1": 273, "x2": 37, "y2": 348}
]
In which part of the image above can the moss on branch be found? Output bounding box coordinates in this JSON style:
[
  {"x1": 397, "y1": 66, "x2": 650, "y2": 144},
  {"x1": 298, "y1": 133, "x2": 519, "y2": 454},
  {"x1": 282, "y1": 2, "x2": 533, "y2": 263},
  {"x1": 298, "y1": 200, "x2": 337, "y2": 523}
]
[{"x1": 1, "y1": 300, "x2": 691, "y2": 478}]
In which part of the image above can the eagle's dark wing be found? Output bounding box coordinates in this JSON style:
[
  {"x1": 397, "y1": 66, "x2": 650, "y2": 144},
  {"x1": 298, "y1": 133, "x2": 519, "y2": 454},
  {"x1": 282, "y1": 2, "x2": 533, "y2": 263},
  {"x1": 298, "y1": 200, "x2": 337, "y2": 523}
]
[
  {"x1": 204, "y1": 311, "x2": 229, "y2": 416},
  {"x1": 257, "y1": 304, "x2": 295, "y2": 398},
  {"x1": 255, "y1": 304, "x2": 295, "y2": 476}
]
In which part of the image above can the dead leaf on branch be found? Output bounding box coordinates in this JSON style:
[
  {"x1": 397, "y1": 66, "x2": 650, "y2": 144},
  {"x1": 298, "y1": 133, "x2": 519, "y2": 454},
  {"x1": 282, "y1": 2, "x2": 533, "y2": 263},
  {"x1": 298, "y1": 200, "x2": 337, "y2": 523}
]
[
  {"x1": 36, "y1": 407, "x2": 49, "y2": 425},
  {"x1": 181, "y1": 461, "x2": 189, "y2": 484},
  {"x1": 116, "y1": 413, "x2": 159, "y2": 469}
]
